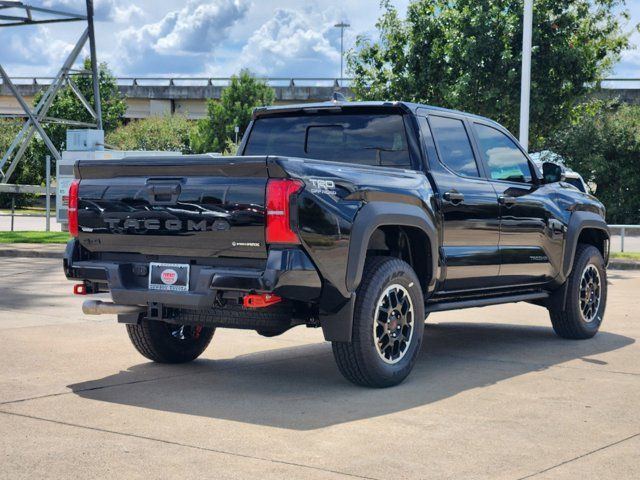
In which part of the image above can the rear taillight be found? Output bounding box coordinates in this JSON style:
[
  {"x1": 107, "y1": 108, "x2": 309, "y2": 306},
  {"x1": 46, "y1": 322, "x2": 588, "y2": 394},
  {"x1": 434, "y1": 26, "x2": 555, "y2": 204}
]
[
  {"x1": 68, "y1": 179, "x2": 80, "y2": 237},
  {"x1": 266, "y1": 178, "x2": 303, "y2": 244}
]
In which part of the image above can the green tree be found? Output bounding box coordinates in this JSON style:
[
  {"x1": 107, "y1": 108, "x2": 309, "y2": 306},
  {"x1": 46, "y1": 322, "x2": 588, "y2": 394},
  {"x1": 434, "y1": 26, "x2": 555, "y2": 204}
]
[
  {"x1": 549, "y1": 101, "x2": 640, "y2": 223},
  {"x1": 0, "y1": 119, "x2": 39, "y2": 207},
  {"x1": 348, "y1": 0, "x2": 636, "y2": 146},
  {"x1": 2, "y1": 60, "x2": 125, "y2": 206},
  {"x1": 106, "y1": 116, "x2": 197, "y2": 153},
  {"x1": 16, "y1": 59, "x2": 127, "y2": 186},
  {"x1": 39, "y1": 58, "x2": 126, "y2": 154},
  {"x1": 192, "y1": 70, "x2": 275, "y2": 153}
]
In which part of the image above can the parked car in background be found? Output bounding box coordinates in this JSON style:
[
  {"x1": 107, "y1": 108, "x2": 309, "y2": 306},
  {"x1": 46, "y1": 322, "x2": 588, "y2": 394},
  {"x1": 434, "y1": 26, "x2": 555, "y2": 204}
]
[{"x1": 529, "y1": 150, "x2": 590, "y2": 193}]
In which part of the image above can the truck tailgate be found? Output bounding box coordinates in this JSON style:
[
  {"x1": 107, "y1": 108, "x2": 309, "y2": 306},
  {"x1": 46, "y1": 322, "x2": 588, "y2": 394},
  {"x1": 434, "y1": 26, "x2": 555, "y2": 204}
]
[{"x1": 74, "y1": 156, "x2": 270, "y2": 258}]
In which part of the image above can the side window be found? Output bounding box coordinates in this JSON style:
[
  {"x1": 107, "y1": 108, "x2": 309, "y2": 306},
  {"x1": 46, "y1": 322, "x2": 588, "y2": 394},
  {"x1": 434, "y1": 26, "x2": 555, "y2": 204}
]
[
  {"x1": 428, "y1": 115, "x2": 479, "y2": 177},
  {"x1": 474, "y1": 123, "x2": 532, "y2": 183}
]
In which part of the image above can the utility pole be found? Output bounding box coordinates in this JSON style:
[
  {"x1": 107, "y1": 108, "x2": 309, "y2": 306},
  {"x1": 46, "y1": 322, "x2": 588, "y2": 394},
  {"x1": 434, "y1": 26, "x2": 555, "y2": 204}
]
[
  {"x1": 86, "y1": 0, "x2": 103, "y2": 130},
  {"x1": 519, "y1": 0, "x2": 533, "y2": 151},
  {"x1": 334, "y1": 22, "x2": 350, "y2": 85}
]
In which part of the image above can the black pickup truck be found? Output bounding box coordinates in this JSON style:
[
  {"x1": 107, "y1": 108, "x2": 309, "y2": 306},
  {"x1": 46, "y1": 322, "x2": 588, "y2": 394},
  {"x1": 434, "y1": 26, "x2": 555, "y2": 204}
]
[{"x1": 64, "y1": 101, "x2": 609, "y2": 387}]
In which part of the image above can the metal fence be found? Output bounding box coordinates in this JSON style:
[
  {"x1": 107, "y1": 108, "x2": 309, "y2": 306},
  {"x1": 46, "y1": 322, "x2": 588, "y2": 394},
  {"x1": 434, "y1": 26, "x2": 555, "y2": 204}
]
[
  {"x1": 4, "y1": 76, "x2": 639, "y2": 89},
  {"x1": 2, "y1": 76, "x2": 355, "y2": 88},
  {"x1": 609, "y1": 224, "x2": 640, "y2": 252},
  {"x1": 1, "y1": 203, "x2": 639, "y2": 253},
  {"x1": 0, "y1": 211, "x2": 49, "y2": 232},
  {"x1": 0, "y1": 155, "x2": 52, "y2": 232}
]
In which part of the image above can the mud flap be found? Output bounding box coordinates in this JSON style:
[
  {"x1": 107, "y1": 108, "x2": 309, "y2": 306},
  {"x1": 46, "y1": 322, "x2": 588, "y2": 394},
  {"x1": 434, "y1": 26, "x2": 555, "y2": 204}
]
[
  {"x1": 320, "y1": 293, "x2": 355, "y2": 342},
  {"x1": 117, "y1": 313, "x2": 142, "y2": 325},
  {"x1": 546, "y1": 281, "x2": 570, "y2": 313}
]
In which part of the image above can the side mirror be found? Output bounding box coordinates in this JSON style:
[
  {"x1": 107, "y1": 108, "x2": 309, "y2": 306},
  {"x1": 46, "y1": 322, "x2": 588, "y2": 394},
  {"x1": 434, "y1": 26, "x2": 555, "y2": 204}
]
[{"x1": 542, "y1": 162, "x2": 565, "y2": 184}]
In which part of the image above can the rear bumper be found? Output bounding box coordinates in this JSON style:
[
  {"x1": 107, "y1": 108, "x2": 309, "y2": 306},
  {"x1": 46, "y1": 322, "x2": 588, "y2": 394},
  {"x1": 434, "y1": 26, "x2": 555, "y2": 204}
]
[{"x1": 63, "y1": 240, "x2": 322, "y2": 308}]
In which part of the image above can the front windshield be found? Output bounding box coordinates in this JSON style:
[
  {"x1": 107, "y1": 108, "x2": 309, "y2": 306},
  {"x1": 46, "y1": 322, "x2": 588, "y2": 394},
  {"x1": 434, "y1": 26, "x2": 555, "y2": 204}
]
[{"x1": 565, "y1": 177, "x2": 586, "y2": 193}]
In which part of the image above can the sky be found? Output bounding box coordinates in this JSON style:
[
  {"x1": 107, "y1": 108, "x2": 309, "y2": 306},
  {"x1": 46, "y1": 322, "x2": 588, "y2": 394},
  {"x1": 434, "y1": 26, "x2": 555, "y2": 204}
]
[{"x1": 0, "y1": 0, "x2": 638, "y2": 79}]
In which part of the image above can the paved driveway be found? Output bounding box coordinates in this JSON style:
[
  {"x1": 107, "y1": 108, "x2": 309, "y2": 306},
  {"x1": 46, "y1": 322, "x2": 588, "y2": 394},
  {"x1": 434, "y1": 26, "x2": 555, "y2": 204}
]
[
  {"x1": 0, "y1": 258, "x2": 638, "y2": 479},
  {"x1": 0, "y1": 215, "x2": 62, "y2": 232}
]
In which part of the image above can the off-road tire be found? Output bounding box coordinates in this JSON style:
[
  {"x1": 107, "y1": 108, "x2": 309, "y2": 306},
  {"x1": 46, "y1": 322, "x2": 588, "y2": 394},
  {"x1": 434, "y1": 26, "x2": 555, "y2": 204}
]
[
  {"x1": 332, "y1": 257, "x2": 425, "y2": 388},
  {"x1": 549, "y1": 244, "x2": 607, "y2": 339},
  {"x1": 127, "y1": 318, "x2": 215, "y2": 363}
]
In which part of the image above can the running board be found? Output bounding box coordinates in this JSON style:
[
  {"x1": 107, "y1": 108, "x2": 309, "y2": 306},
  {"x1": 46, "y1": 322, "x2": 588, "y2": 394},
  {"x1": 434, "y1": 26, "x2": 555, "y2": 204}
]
[{"x1": 425, "y1": 291, "x2": 549, "y2": 313}]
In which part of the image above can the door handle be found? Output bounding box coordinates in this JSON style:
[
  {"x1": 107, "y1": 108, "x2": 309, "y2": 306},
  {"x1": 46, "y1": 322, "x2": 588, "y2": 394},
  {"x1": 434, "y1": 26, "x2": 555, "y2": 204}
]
[
  {"x1": 443, "y1": 190, "x2": 465, "y2": 204},
  {"x1": 498, "y1": 195, "x2": 517, "y2": 206},
  {"x1": 147, "y1": 181, "x2": 182, "y2": 205}
]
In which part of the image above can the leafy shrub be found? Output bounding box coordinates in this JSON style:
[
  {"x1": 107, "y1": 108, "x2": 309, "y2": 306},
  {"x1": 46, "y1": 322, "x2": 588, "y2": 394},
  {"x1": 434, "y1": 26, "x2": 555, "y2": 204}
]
[
  {"x1": 106, "y1": 116, "x2": 197, "y2": 153},
  {"x1": 192, "y1": 70, "x2": 274, "y2": 153},
  {"x1": 549, "y1": 101, "x2": 640, "y2": 223}
]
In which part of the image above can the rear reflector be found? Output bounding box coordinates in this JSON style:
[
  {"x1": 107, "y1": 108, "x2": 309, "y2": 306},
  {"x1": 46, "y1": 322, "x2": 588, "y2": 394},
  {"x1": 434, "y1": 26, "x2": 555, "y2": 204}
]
[
  {"x1": 266, "y1": 178, "x2": 303, "y2": 244},
  {"x1": 243, "y1": 293, "x2": 282, "y2": 308},
  {"x1": 68, "y1": 179, "x2": 80, "y2": 237}
]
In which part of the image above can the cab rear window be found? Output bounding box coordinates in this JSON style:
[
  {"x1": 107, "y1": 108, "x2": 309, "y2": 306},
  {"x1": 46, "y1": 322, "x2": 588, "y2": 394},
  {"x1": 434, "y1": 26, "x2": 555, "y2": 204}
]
[{"x1": 244, "y1": 113, "x2": 412, "y2": 168}]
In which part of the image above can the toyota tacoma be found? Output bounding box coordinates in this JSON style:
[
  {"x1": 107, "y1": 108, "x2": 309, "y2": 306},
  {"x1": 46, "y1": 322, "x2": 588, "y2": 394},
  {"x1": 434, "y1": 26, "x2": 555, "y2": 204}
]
[{"x1": 64, "y1": 101, "x2": 610, "y2": 387}]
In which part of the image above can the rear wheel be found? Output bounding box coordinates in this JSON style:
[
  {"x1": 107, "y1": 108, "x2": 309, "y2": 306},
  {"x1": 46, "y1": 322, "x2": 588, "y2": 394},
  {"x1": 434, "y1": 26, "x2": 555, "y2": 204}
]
[
  {"x1": 549, "y1": 244, "x2": 607, "y2": 339},
  {"x1": 332, "y1": 257, "x2": 425, "y2": 388},
  {"x1": 127, "y1": 318, "x2": 215, "y2": 363}
]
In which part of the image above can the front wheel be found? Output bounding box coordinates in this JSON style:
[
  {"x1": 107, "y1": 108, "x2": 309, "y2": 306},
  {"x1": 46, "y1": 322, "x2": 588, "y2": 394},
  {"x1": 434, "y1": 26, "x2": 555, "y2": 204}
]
[
  {"x1": 332, "y1": 257, "x2": 425, "y2": 388},
  {"x1": 549, "y1": 244, "x2": 607, "y2": 339},
  {"x1": 127, "y1": 318, "x2": 215, "y2": 363}
]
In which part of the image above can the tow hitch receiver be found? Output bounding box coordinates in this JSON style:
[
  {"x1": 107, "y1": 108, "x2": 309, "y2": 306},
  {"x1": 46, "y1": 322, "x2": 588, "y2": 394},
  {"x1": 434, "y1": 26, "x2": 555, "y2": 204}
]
[
  {"x1": 74, "y1": 282, "x2": 98, "y2": 295},
  {"x1": 243, "y1": 293, "x2": 282, "y2": 308}
]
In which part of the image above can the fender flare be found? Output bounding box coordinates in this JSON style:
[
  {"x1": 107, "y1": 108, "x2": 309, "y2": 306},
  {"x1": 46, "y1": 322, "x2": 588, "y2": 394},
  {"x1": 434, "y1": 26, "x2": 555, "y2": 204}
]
[
  {"x1": 561, "y1": 211, "x2": 610, "y2": 281},
  {"x1": 345, "y1": 201, "x2": 438, "y2": 293}
]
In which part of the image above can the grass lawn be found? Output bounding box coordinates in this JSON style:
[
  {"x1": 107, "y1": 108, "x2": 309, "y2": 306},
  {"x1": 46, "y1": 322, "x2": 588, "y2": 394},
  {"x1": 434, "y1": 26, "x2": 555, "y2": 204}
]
[
  {"x1": 610, "y1": 252, "x2": 640, "y2": 261},
  {"x1": 0, "y1": 231, "x2": 70, "y2": 244}
]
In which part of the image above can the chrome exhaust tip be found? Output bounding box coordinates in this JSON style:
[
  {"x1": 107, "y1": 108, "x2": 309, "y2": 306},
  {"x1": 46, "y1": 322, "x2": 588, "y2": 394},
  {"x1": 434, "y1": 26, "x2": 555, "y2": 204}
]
[{"x1": 82, "y1": 300, "x2": 145, "y2": 316}]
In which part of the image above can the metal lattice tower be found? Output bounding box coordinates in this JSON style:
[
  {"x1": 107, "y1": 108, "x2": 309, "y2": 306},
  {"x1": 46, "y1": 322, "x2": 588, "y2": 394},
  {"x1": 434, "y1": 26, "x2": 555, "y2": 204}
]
[{"x1": 0, "y1": 0, "x2": 103, "y2": 183}]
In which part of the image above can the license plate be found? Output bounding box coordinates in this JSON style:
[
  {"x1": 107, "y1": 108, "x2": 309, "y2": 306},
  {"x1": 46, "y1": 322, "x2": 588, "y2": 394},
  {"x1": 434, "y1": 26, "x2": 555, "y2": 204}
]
[{"x1": 149, "y1": 263, "x2": 190, "y2": 292}]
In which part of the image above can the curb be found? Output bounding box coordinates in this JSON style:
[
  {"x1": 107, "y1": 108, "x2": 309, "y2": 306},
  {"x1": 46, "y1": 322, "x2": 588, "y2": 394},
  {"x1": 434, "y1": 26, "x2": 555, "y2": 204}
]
[
  {"x1": 608, "y1": 259, "x2": 640, "y2": 270},
  {"x1": 0, "y1": 246, "x2": 65, "y2": 259}
]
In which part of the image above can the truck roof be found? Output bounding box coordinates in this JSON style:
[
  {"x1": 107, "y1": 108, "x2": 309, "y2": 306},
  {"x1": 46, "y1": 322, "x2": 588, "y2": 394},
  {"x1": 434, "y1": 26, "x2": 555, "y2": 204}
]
[{"x1": 253, "y1": 100, "x2": 502, "y2": 128}]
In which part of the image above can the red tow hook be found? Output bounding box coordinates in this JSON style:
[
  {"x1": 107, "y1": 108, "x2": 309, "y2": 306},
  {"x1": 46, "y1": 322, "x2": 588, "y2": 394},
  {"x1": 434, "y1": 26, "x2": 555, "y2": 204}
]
[
  {"x1": 73, "y1": 283, "x2": 88, "y2": 295},
  {"x1": 243, "y1": 293, "x2": 282, "y2": 308}
]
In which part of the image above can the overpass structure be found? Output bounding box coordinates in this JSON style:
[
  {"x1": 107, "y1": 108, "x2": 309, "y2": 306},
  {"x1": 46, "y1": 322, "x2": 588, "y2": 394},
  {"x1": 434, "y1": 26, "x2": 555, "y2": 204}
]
[
  {"x1": 1, "y1": 76, "x2": 639, "y2": 121},
  {"x1": 1, "y1": 77, "x2": 354, "y2": 120}
]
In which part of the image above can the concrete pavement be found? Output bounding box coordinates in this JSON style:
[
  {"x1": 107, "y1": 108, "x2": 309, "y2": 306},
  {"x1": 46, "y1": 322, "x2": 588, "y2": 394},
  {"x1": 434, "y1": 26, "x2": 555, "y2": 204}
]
[
  {"x1": 0, "y1": 258, "x2": 638, "y2": 479},
  {"x1": 0, "y1": 215, "x2": 63, "y2": 232}
]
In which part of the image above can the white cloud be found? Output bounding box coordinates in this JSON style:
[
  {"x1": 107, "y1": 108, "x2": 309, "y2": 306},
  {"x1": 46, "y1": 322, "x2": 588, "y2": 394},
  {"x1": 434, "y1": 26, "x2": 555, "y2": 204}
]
[
  {"x1": 238, "y1": 8, "x2": 342, "y2": 77},
  {"x1": 110, "y1": 4, "x2": 144, "y2": 23},
  {"x1": 1, "y1": 0, "x2": 637, "y2": 79},
  {"x1": 156, "y1": 0, "x2": 249, "y2": 53},
  {"x1": 40, "y1": 0, "x2": 143, "y2": 23},
  {"x1": 0, "y1": 26, "x2": 74, "y2": 67},
  {"x1": 116, "y1": 0, "x2": 249, "y2": 74}
]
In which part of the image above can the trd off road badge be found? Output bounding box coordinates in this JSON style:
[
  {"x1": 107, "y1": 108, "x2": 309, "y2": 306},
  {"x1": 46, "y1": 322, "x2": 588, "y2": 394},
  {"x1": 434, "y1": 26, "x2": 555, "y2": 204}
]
[{"x1": 309, "y1": 178, "x2": 337, "y2": 196}]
